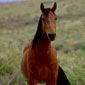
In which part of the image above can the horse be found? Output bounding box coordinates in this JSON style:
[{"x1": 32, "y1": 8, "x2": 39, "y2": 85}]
[{"x1": 21, "y1": 2, "x2": 59, "y2": 85}]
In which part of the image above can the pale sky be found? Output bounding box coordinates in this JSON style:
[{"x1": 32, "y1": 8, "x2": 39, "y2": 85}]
[{"x1": 0, "y1": 0, "x2": 16, "y2": 2}]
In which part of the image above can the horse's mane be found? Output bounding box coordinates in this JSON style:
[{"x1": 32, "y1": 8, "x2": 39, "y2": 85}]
[{"x1": 32, "y1": 16, "x2": 44, "y2": 47}]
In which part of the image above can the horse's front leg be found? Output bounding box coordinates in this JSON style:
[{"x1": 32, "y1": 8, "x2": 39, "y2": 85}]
[
  {"x1": 46, "y1": 79, "x2": 57, "y2": 85},
  {"x1": 27, "y1": 80, "x2": 37, "y2": 85},
  {"x1": 46, "y1": 71, "x2": 58, "y2": 85},
  {"x1": 27, "y1": 76, "x2": 37, "y2": 85}
]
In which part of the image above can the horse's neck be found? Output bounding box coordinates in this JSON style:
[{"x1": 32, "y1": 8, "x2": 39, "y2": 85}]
[
  {"x1": 34, "y1": 39, "x2": 52, "y2": 54},
  {"x1": 33, "y1": 16, "x2": 52, "y2": 52},
  {"x1": 33, "y1": 40, "x2": 55, "y2": 64}
]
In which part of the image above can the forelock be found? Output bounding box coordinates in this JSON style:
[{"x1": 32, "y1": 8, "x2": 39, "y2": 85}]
[{"x1": 43, "y1": 8, "x2": 54, "y2": 17}]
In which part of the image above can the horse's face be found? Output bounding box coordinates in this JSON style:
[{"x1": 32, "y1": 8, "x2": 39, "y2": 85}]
[{"x1": 40, "y1": 2, "x2": 57, "y2": 41}]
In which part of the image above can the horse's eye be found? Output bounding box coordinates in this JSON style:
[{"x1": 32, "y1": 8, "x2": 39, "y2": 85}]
[
  {"x1": 55, "y1": 17, "x2": 57, "y2": 20},
  {"x1": 42, "y1": 18, "x2": 45, "y2": 21}
]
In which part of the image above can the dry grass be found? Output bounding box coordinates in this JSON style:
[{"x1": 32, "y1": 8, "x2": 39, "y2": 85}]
[{"x1": 0, "y1": 0, "x2": 85, "y2": 85}]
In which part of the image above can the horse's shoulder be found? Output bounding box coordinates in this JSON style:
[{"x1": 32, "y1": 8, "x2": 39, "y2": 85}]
[
  {"x1": 23, "y1": 42, "x2": 32, "y2": 53},
  {"x1": 51, "y1": 46, "x2": 56, "y2": 51}
]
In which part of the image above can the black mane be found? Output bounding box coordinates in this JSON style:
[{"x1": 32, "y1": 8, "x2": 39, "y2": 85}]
[{"x1": 32, "y1": 16, "x2": 44, "y2": 47}]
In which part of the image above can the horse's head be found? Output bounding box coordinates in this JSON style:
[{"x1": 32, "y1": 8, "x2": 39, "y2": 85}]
[{"x1": 40, "y1": 2, "x2": 57, "y2": 41}]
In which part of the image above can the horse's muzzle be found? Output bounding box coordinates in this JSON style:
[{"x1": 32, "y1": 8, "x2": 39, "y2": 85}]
[{"x1": 48, "y1": 33, "x2": 56, "y2": 41}]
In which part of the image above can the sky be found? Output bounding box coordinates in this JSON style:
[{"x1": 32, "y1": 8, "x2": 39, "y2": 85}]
[{"x1": 0, "y1": 0, "x2": 16, "y2": 2}]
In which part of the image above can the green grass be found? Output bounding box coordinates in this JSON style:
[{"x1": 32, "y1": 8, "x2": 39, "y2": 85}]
[{"x1": 0, "y1": 0, "x2": 85, "y2": 85}]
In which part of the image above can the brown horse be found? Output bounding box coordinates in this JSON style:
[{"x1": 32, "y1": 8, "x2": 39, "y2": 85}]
[{"x1": 21, "y1": 2, "x2": 58, "y2": 85}]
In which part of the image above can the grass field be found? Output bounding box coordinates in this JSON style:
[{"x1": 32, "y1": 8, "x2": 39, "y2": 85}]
[{"x1": 0, "y1": 0, "x2": 85, "y2": 85}]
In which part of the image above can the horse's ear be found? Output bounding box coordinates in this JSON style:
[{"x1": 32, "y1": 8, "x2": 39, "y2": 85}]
[
  {"x1": 52, "y1": 2, "x2": 57, "y2": 12},
  {"x1": 40, "y1": 3, "x2": 44, "y2": 12}
]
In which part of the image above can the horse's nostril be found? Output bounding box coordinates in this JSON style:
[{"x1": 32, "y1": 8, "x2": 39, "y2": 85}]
[
  {"x1": 48, "y1": 33, "x2": 56, "y2": 41},
  {"x1": 48, "y1": 33, "x2": 56, "y2": 37}
]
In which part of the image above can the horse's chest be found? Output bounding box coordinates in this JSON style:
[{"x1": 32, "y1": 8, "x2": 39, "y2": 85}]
[
  {"x1": 39, "y1": 65, "x2": 51, "y2": 80},
  {"x1": 28, "y1": 48, "x2": 57, "y2": 81},
  {"x1": 31, "y1": 64, "x2": 51, "y2": 81},
  {"x1": 34, "y1": 50, "x2": 53, "y2": 63}
]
